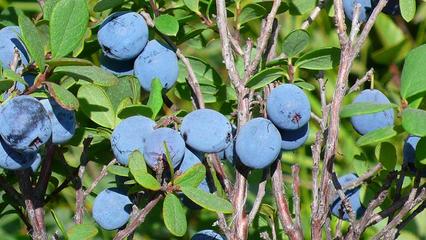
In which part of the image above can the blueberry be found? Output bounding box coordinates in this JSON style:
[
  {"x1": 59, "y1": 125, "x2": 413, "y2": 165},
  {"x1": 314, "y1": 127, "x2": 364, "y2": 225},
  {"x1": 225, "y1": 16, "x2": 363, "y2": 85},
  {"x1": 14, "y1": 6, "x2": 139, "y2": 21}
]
[
  {"x1": 143, "y1": 128, "x2": 185, "y2": 169},
  {"x1": 218, "y1": 139, "x2": 235, "y2": 165},
  {"x1": 180, "y1": 109, "x2": 232, "y2": 153},
  {"x1": 98, "y1": 12, "x2": 149, "y2": 60},
  {"x1": 111, "y1": 116, "x2": 156, "y2": 165},
  {"x1": 350, "y1": 89, "x2": 394, "y2": 135},
  {"x1": 343, "y1": 0, "x2": 373, "y2": 22},
  {"x1": 40, "y1": 98, "x2": 76, "y2": 144},
  {"x1": 331, "y1": 173, "x2": 365, "y2": 221},
  {"x1": 92, "y1": 188, "x2": 132, "y2": 230},
  {"x1": 267, "y1": 84, "x2": 311, "y2": 130},
  {"x1": 99, "y1": 53, "x2": 134, "y2": 76},
  {"x1": 191, "y1": 229, "x2": 226, "y2": 240},
  {"x1": 0, "y1": 137, "x2": 40, "y2": 170},
  {"x1": 235, "y1": 118, "x2": 282, "y2": 169},
  {"x1": 402, "y1": 135, "x2": 426, "y2": 176},
  {"x1": 0, "y1": 96, "x2": 52, "y2": 153},
  {"x1": 280, "y1": 123, "x2": 309, "y2": 151},
  {"x1": 134, "y1": 40, "x2": 179, "y2": 92},
  {"x1": 0, "y1": 26, "x2": 30, "y2": 71}
]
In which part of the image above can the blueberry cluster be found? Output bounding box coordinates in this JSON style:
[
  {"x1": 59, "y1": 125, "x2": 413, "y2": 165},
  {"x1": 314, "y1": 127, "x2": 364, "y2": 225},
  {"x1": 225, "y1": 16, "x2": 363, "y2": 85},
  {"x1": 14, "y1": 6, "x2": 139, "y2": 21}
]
[
  {"x1": 343, "y1": 0, "x2": 400, "y2": 22},
  {"x1": 0, "y1": 26, "x2": 76, "y2": 172},
  {"x1": 97, "y1": 12, "x2": 179, "y2": 92}
]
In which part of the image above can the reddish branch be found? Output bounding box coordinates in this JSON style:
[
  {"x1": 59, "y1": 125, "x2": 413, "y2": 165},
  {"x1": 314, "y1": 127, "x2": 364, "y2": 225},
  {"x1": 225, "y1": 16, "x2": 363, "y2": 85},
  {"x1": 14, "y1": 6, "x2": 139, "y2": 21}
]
[{"x1": 74, "y1": 136, "x2": 93, "y2": 224}]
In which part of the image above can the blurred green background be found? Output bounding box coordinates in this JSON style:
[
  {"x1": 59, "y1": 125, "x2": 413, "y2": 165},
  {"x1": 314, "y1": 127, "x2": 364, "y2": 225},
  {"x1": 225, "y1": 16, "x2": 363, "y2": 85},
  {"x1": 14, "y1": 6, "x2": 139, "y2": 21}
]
[{"x1": 1, "y1": 0, "x2": 426, "y2": 239}]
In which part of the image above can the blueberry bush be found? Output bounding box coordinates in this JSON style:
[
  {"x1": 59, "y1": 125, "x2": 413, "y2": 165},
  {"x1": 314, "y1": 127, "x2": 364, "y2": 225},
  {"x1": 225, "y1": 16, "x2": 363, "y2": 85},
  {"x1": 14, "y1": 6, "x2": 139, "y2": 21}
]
[{"x1": 0, "y1": 0, "x2": 426, "y2": 239}]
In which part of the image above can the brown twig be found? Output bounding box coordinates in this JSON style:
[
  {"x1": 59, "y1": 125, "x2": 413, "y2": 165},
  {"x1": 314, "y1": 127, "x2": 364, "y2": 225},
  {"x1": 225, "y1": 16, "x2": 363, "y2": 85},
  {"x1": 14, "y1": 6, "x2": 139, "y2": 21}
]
[
  {"x1": 84, "y1": 159, "x2": 118, "y2": 197},
  {"x1": 74, "y1": 136, "x2": 93, "y2": 224},
  {"x1": 292, "y1": 165, "x2": 303, "y2": 235},
  {"x1": 271, "y1": 160, "x2": 303, "y2": 240},
  {"x1": 347, "y1": 68, "x2": 374, "y2": 94},
  {"x1": 35, "y1": 144, "x2": 56, "y2": 198},
  {"x1": 301, "y1": 0, "x2": 327, "y2": 30},
  {"x1": 248, "y1": 169, "x2": 268, "y2": 225},
  {"x1": 114, "y1": 194, "x2": 163, "y2": 240}
]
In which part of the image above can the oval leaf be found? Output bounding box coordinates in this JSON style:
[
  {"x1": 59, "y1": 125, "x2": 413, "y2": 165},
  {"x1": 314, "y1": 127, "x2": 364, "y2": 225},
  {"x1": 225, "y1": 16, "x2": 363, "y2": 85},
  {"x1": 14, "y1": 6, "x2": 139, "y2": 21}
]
[
  {"x1": 238, "y1": 4, "x2": 267, "y2": 26},
  {"x1": 17, "y1": 11, "x2": 46, "y2": 71},
  {"x1": 46, "y1": 58, "x2": 93, "y2": 68},
  {"x1": 375, "y1": 142, "x2": 396, "y2": 170},
  {"x1": 180, "y1": 186, "x2": 233, "y2": 213},
  {"x1": 340, "y1": 102, "x2": 396, "y2": 118},
  {"x1": 282, "y1": 29, "x2": 310, "y2": 58},
  {"x1": 45, "y1": 82, "x2": 79, "y2": 110},
  {"x1": 155, "y1": 14, "x2": 179, "y2": 36},
  {"x1": 402, "y1": 108, "x2": 426, "y2": 137},
  {"x1": 77, "y1": 84, "x2": 115, "y2": 128},
  {"x1": 67, "y1": 223, "x2": 98, "y2": 240},
  {"x1": 117, "y1": 105, "x2": 153, "y2": 119},
  {"x1": 107, "y1": 165, "x2": 129, "y2": 177},
  {"x1": 175, "y1": 163, "x2": 206, "y2": 188},
  {"x1": 295, "y1": 47, "x2": 340, "y2": 70},
  {"x1": 129, "y1": 151, "x2": 161, "y2": 191},
  {"x1": 356, "y1": 126, "x2": 397, "y2": 147},
  {"x1": 55, "y1": 66, "x2": 118, "y2": 87},
  {"x1": 245, "y1": 67, "x2": 284, "y2": 90},
  {"x1": 163, "y1": 194, "x2": 187, "y2": 237},
  {"x1": 183, "y1": 0, "x2": 200, "y2": 13},
  {"x1": 401, "y1": 44, "x2": 426, "y2": 100},
  {"x1": 50, "y1": 0, "x2": 89, "y2": 58},
  {"x1": 147, "y1": 78, "x2": 163, "y2": 119},
  {"x1": 94, "y1": 0, "x2": 125, "y2": 12},
  {"x1": 400, "y1": 0, "x2": 416, "y2": 22}
]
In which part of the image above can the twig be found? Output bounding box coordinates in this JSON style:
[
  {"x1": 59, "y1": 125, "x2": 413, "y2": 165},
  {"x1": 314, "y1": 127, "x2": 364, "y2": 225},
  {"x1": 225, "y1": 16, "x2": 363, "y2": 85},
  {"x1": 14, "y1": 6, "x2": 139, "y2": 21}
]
[
  {"x1": 36, "y1": 144, "x2": 56, "y2": 198},
  {"x1": 331, "y1": 173, "x2": 356, "y2": 223},
  {"x1": 271, "y1": 160, "x2": 303, "y2": 240},
  {"x1": 292, "y1": 165, "x2": 303, "y2": 235},
  {"x1": 301, "y1": 0, "x2": 327, "y2": 30},
  {"x1": 349, "y1": 4, "x2": 362, "y2": 42},
  {"x1": 114, "y1": 194, "x2": 163, "y2": 240},
  {"x1": 84, "y1": 159, "x2": 118, "y2": 197},
  {"x1": 209, "y1": 154, "x2": 233, "y2": 198},
  {"x1": 248, "y1": 169, "x2": 268, "y2": 225},
  {"x1": 347, "y1": 68, "x2": 374, "y2": 94},
  {"x1": 74, "y1": 136, "x2": 93, "y2": 224}
]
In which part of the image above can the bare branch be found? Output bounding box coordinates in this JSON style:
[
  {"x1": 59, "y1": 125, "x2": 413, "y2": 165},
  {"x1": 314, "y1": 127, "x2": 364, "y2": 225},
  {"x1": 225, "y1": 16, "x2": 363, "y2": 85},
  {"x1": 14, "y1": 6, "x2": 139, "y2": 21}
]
[
  {"x1": 248, "y1": 169, "x2": 268, "y2": 225},
  {"x1": 347, "y1": 68, "x2": 374, "y2": 94},
  {"x1": 292, "y1": 165, "x2": 303, "y2": 235},
  {"x1": 74, "y1": 136, "x2": 93, "y2": 224},
  {"x1": 301, "y1": 0, "x2": 327, "y2": 30},
  {"x1": 84, "y1": 159, "x2": 118, "y2": 197}
]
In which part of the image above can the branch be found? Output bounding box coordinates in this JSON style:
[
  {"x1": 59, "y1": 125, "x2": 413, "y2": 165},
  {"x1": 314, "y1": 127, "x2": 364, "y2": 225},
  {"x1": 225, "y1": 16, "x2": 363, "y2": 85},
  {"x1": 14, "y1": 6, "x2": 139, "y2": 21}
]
[
  {"x1": 292, "y1": 165, "x2": 303, "y2": 235},
  {"x1": 248, "y1": 169, "x2": 268, "y2": 225},
  {"x1": 114, "y1": 194, "x2": 163, "y2": 240},
  {"x1": 301, "y1": 0, "x2": 327, "y2": 30},
  {"x1": 36, "y1": 144, "x2": 56, "y2": 197},
  {"x1": 347, "y1": 68, "x2": 374, "y2": 94},
  {"x1": 84, "y1": 159, "x2": 118, "y2": 197},
  {"x1": 271, "y1": 160, "x2": 303, "y2": 240},
  {"x1": 74, "y1": 136, "x2": 93, "y2": 224}
]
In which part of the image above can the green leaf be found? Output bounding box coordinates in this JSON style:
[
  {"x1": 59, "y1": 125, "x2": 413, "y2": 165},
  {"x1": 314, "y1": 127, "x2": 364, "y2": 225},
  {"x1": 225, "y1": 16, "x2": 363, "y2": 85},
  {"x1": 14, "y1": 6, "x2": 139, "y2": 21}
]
[
  {"x1": 50, "y1": 0, "x2": 89, "y2": 58},
  {"x1": 129, "y1": 151, "x2": 161, "y2": 191},
  {"x1": 67, "y1": 223, "x2": 98, "y2": 240},
  {"x1": 105, "y1": 77, "x2": 135, "y2": 112},
  {"x1": 107, "y1": 165, "x2": 129, "y2": 177},
  {"x1": 175, "y1": 163, "x2": 206, "y2": 187},
  {"x1": 43, "y1": 0, "x2": 61, "y2": 21},
  {"x1": 180, "y1": 186, "x2": 233, "y2": 213},
  {"x1": 340, "y1": 102, "x2": 396, "y2": 118},
  {"x1": 401, "y1": 45, "x2": 426, "y2": 100},
  {"x1": 77, "y1": 84, "x2": 115, "y2": 128},
  {"x1": 2, "y1": 69, "x2": 28, "y2": 86},
  {"x1": 50, "y1": 209, "x2": 67, "y2": 239},
  {"x1": 294, "y1": 81, "x2": 315, "y2": 91},
  {"x1": 238, "y1": 4, "x2": 267, "y2": 26},
  {"x1": 295, "y1": 47, "x2": 340, "y2": 70},
  {"x1": 400, "y1": 0, "x2": 416, "y2": 22},
  {"x1": 147, "y1": 78, "x2": 163, "y2": 119},
  {"x1": 93, "y1": 0, "x2": 125, "y2": 12},
  {"x1": 155, "y1": 14, "x2": 179, "y2": 36},
  {"x1": 55, "y1": 66, "x2": 118, "y2": 87},
  {"x1": 17, "y1": 11, "x2": 45, "y2": 71},
  {"x1": 46, "y1": 58, "x2": 93, "y2": 68},
  {"x1": 117, "y1": 105, "x2": 153, "y2": 119},
  {"x1": 183, "y1": 0, "x2": 200, "y2": 13},
  {"x1": 45, "y1": 82, "x2": 79, "y2": 110},
  {"x1": 375, "y1": 142, "x2": 396, "y2": 170},
  {"x1": 402, "y1": 108, "x2": 426, "y2": 137},
  {"x1": 282, "y1": 29, "x2": 310, "y2": 58},
  {"x1": 163, "y1": 142, "x2": 174, "y2": 180},
  {"x1": 163, "y1": 194, "x2": 187, "y2": 237},
  {"x1": 416, "y1": 138, "x2": 426, "y2": 165},
  {"x1": 245, "y1": 67, "x2": 284, "y2": 90},
  {"x1": 356, "y1": 126, "x2": 397, "y2": 147}
]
